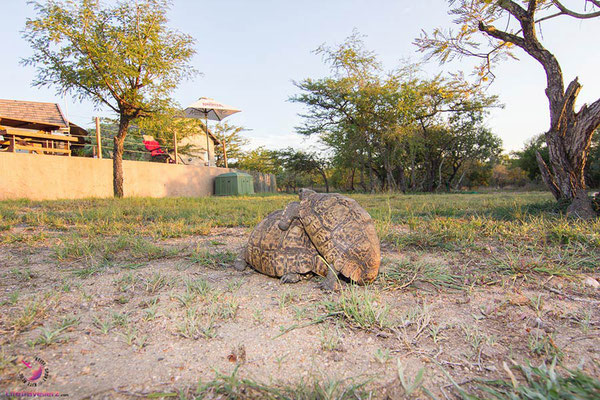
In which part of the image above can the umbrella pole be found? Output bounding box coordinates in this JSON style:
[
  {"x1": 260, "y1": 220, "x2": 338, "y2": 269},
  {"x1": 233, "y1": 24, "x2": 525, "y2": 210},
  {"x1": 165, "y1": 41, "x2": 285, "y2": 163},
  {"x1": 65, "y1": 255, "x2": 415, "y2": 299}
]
[{"x1": 205, "y1": 114, "x2": 210, "y2": 166}]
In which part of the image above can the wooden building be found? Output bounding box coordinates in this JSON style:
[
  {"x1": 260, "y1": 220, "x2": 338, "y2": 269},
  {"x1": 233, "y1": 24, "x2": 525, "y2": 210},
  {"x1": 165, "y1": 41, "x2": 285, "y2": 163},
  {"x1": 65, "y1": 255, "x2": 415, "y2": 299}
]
[{"x1": 0, "y1": 99, "x2": 87, "y2": 156}]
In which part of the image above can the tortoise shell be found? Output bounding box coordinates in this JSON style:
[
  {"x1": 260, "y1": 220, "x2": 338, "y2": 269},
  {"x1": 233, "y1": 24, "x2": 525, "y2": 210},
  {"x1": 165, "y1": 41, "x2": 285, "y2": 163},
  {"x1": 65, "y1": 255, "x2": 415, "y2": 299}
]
[
  {"x1": 244, "y1": 206, "x2": 328, "y2": 278},
  {"x1": 298, "y1": 192, "x2": 380, "y2": 284}
]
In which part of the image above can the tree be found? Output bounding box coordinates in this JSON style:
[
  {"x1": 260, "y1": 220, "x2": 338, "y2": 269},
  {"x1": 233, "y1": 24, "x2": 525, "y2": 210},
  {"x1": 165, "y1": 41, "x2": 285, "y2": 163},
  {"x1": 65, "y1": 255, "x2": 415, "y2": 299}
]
[
  {"x1": 292, "y1": 32, "x2": 385, "y2": 193},
  {"x1": 586, "y1": 129, "x2": 600, "y2": 188},
  {"x1": 211, "y1": 123, "x2": 250, "y2": 168},
  {"x1": 511, "y1": 134, "x2": 549, "y2": 181},
  {"x1": 410, "y1": 77, "x2": 500, "y2": 191},
  {"x1": 82, "y1": 118, "x2": 147, "y2": 161},
  {"x1": 293, "y1": 33, "x2": 500, "y2": 193},
  {"x1": 233, "y1": 147, "x2": 279, "y2": 174},
  {"x1": 416, "y1": 0, "x2": 600, "y2": 217},
  {"x1": 136, "y1": 107, "x2": 208, "y2": 163},
  {"x1": 276, "y1": 148, "x2": 330, "y2": 193},
  {"x1": 23, "y1": 0, "x2": 196, "y2": 197},
  {"x1": 513, "y1": 129, "x2": 600, "y2": 188}
]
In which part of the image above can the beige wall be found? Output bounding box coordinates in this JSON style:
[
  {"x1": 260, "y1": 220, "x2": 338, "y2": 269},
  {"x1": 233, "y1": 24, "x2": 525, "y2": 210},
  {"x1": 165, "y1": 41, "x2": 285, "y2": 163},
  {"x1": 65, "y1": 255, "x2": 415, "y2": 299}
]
[
  {"x1": 0, "y1": 152, "x2": 232, "y2": 200},
  {"x1": 178, "y1": 132, "x2": 217, "y2": 167}
]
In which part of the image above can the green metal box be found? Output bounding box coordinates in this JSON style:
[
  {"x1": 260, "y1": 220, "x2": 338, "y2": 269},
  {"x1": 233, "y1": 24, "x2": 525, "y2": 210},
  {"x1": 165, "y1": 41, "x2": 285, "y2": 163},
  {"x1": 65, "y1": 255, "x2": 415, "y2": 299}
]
[{"x1": 214, "y1": 172, "x2": 255, "y2": 196}]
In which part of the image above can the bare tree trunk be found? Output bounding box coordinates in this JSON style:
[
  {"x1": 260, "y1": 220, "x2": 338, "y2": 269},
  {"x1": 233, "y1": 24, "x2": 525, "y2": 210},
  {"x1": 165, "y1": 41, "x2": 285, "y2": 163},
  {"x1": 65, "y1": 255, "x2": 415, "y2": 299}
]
[
  {"x1": 318, "y1": 168, "x2": 329, "y2": 193},
  {"x1": 410, "y1": 154, "x2": 416, "y2": 190},
  {"x1": 359, "y1": 164, "x2": 367, "y2": 192},
  {"x1": 367, "y1": 147, "x2": 375, "y2": 193},
  {"x1": 397, "y1": 167, "x2": 407, "y2": 193},
  {"x1": 113, "y1": 117, "x2": 130, "y2": 198},
  {"x1": 478, "y1": 5, "x2": 600, "y2": 218},
  {"x1": 454, "y1": 170, "x2": 466, "y2": 191},
  {"x1": 535, "y1": 79, "x2": 599, "y2": 218},
  {"x1": 436, "y1": 158, "x2": 444, "y2": 191},
  {"x1": 423, "y1": 159, "x2": 437, "y2": 192},
  {"x1": 384, "y1": 159, "x2": 397, "y2": 192},
  {"x1": 349, "y1": 168, "x2": 355, "y2": 192}
]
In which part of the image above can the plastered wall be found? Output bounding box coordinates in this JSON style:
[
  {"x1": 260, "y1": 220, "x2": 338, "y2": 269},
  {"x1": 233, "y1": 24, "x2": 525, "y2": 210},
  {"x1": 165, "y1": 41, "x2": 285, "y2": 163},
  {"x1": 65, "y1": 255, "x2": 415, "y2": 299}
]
[{"x1": 0, "y1": 152, "x2": 232, "y2": 200}]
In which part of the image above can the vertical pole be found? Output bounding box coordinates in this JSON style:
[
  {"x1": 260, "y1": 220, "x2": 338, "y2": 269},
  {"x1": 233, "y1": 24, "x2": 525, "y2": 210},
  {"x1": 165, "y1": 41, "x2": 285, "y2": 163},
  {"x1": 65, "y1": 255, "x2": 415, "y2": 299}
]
[
  {"x1": 223, "y1": 139, "x2": 228, "y2": 168},
  {"x1": 205, "y1": 114, "x2": 210, "y2": 166},
  {"x1": 173, "y1": 131, "x2": 178, "y2": 164},
  {"x1": 95, "y1": 117, "x2": 102, "y2": 159}
]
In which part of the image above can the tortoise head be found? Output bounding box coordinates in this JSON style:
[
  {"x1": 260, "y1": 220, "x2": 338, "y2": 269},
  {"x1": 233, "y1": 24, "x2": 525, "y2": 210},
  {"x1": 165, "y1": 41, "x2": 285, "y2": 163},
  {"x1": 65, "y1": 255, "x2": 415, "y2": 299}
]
[
  {"x1": 351, "y1": 265, "x2": 379, "y2": 285},
  {"x1": 298, "y1": 188, "x2": 317, "y2": 201},
  {"x1": 340, "y1": 253, "x2": 380, "y2": 285}
]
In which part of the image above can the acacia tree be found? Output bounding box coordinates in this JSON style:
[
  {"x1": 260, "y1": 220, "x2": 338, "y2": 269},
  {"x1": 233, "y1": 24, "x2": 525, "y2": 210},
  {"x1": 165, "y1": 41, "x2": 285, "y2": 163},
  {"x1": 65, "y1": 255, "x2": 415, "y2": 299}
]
[
  {"x1": 292, "y1": 32, "x2": 384, "y2": 193},
  {"x1": 410, "y1": 76, "x2": 499, "y2": 191},
  {"x1": 233, "y1": 147, "x2": 278, "y2": 174},
  {"x1": 23, "y1": 0, "x2": 196, "y2": 197},
  {"x1": 416, "y1": 0, "x2": 600, "y2": 217},
  {"x1": 443, "y1": 112, "x2": 503, "y2": 190},
  {"x1": 211, "y1": 123, "x2": 250, "y2": 168}
]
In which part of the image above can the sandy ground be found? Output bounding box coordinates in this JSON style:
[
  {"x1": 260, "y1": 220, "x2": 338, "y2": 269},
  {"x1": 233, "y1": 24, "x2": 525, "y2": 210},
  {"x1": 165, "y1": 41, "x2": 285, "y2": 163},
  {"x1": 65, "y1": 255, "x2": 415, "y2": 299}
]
[{"x1": 0, "y1": 227, "x2": 599, "y2": 399}]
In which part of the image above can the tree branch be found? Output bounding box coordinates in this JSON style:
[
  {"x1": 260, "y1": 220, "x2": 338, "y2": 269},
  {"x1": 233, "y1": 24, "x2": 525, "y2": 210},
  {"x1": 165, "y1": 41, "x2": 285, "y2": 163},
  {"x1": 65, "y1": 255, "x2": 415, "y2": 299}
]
[
  {"x1": 477, "y1": 21, "x2": 527, "y2": 48},
  {"x1": 553, "y1": 0, "x2": 600, "y2": 18}
]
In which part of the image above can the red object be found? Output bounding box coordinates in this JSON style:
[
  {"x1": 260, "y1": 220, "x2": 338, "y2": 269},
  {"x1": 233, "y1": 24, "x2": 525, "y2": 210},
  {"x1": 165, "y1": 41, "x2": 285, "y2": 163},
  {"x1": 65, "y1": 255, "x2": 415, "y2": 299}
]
[{"x1": 143, "y1": 139, "x2": 166, "y2": 157}]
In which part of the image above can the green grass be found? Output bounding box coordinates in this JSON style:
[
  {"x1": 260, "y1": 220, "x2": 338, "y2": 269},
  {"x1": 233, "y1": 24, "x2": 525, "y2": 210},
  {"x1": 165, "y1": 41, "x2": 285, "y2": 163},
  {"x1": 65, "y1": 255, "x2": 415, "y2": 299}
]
[
  {"x1": 321, "y1": 285, "x2": 393, "y2": 330},
  {"x1": 0, "y1": 195, "x2": 292, "y2": 237},
  {"x1": 1, "y1": 191, "x2": 599, "y2": 283},
  {"x1": 155, "y1": 366, "x2": 372, "y2": 399},
  {"x1": 54, "y1": 235, "x2": 176, "y2": 262},
  {"x1": 380, "y1": 259, "x2": 464, "y2": 291},
  {"x1": 189, "y1": 248, "x2": 238, "y2": 268},
  {"x1": 459, "y1": 360, "x2": 600, "y2": 399}
]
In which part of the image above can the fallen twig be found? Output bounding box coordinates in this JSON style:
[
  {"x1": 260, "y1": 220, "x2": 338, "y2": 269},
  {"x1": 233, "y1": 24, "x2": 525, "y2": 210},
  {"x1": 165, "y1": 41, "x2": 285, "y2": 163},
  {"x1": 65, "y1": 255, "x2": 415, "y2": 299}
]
[
  {"x1": 272, "y1": 312, "x2": 341, "y2": 339},
  {"x1": 545, "y1": 287, "x2": 600, "y2": 304}
]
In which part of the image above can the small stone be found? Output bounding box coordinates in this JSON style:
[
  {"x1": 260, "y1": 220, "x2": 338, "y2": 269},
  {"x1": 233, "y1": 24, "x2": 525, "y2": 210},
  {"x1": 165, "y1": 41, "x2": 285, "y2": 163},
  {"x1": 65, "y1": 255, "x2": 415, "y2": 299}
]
[{"x1": 583, "y1": 277, "x2": 599, "y2": 289}]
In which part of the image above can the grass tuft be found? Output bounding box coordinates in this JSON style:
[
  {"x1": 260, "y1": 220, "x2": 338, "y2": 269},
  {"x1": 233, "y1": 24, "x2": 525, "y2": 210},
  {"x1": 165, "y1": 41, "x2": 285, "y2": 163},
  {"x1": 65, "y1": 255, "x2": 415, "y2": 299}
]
[
  {"x1": 322, "y1": 285, "x2": 392, "y2": 330},
  {"x1": 380, "y1": 259, "x2": 463, "y2": 291},
  {"x1": 461, "y1": 360, "x2": 600, "y2": 400}
]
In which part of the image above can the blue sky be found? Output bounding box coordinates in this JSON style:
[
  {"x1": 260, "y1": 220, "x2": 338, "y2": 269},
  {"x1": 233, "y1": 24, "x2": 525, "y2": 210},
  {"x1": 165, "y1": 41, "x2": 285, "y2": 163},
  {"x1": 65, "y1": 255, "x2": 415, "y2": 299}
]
[{"x1": 2, "y1": 0, "x2": 599, "y2": 152}]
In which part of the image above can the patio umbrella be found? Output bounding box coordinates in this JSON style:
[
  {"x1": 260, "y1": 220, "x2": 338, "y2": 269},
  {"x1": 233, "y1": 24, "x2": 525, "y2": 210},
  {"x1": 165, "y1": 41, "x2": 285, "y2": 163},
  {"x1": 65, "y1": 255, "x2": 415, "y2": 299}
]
[{"x1": 184, "y1": 97, "x2": 241, "y2": 167}]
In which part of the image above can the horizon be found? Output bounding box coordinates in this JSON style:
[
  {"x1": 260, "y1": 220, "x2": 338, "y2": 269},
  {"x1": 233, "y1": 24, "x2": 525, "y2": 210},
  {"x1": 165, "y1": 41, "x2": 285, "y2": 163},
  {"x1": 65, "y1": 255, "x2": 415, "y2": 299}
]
[{"x1": 2, "y1": 0, "x2": 599, "y2": 154}]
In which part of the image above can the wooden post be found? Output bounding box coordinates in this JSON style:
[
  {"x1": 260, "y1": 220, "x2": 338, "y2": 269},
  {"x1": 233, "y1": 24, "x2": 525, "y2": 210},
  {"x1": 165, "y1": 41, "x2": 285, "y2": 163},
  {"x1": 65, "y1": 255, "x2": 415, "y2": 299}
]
[
  {"x1": 223, "y1": 140, "x2": 228, "y2": 168},
  {"x1": 95, "y1": 117, "x2": 102, "y2": 159},
  {"x1": 173, "y1": 131, "x2": 178, "y2": 164}
]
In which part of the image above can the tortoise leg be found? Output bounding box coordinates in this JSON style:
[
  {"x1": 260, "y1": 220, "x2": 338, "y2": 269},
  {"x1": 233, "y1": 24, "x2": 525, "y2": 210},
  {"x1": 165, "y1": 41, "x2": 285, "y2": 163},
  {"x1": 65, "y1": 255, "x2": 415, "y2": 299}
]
[
  {"x1": 278, "y1": 202, "x2": 301, "y2": 231},
  {"x1": 280, "y1": 273, "x2": 302, "y2": 284},
  {"x1": 317, "y1": 267, "x2": 340, "y2": 291},
  {"x1": 233, "y1": 255, "x2": 248, "y2": 271}
]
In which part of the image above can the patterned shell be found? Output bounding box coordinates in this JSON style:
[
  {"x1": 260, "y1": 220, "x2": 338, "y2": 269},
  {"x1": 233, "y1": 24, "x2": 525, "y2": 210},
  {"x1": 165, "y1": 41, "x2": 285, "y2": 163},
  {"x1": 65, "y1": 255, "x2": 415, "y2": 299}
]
[
  {"x1": 299, "y1": 193, "x2": 380, "y2": 283},
  {"x1": 244, "y1": 208, "x2": 328, "y2": 278}
]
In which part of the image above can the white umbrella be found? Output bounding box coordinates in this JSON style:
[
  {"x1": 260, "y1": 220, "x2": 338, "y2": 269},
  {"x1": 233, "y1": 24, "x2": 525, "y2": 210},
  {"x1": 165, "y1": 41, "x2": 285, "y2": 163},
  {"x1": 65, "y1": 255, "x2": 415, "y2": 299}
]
[{"x1": 184, "y1": 97, "x2": 241, "y2": 167}]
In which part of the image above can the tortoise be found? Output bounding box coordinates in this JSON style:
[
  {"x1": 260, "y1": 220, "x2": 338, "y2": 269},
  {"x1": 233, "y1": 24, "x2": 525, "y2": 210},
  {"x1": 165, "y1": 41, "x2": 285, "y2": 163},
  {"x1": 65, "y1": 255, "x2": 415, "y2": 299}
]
[
  {"x1": 233, "y1": 203, "x2": 329, "y2": 284},
  {"x1": 278, "y1": 189, "x2": 381, "y2": 289}
]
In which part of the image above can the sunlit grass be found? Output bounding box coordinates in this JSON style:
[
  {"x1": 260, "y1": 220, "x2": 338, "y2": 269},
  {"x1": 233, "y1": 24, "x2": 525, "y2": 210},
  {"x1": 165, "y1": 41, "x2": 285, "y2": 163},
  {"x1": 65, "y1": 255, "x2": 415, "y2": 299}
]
[{"x1": 1, "y1": 191, "x2": 598, "y2": 280}]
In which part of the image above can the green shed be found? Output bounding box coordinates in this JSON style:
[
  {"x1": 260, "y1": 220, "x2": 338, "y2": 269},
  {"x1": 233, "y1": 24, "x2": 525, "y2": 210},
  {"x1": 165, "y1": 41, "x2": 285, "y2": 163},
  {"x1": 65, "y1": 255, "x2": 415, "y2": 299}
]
[{"x1": 214, "y1": 172, "x2": 255, "y2": 196}]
